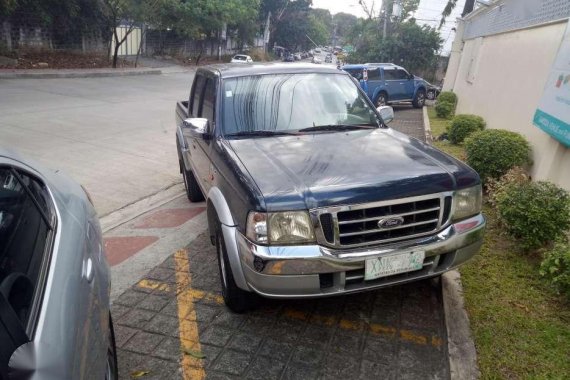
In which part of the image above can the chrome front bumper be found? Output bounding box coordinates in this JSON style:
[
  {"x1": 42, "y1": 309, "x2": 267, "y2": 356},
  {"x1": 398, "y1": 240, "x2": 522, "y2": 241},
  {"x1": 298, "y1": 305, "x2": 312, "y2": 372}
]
[{"x1": 234, "y1": 213, "x2": 486, "y2": 298}]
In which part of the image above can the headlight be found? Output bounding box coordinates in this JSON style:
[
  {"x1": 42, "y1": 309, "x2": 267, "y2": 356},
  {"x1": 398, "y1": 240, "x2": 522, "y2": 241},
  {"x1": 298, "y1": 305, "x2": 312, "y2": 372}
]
[
  {"x1": 453, "y1": 185, "x2": 482, "y2": 221},
  {"x1": 246, "y1": 211, "x2": 315, "y2": 245}
]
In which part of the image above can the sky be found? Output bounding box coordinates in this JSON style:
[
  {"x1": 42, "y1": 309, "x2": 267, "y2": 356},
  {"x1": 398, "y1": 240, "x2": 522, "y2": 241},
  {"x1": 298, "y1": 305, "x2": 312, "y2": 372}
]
[{"x1": 311, "y1": 0, "x2": 466, "y2": 55}]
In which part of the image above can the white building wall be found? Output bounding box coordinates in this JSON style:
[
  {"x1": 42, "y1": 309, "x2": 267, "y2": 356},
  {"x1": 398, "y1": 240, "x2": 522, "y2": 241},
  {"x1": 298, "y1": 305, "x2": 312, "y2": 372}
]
[{"x1": 448, "y1": 20, "x2": 570, "y2": 190}]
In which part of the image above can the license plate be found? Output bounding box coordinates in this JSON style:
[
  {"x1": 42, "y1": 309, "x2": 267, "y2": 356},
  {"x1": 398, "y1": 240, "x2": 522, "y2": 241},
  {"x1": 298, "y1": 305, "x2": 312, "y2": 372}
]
[{"x1": 364, "y1": 250, "x2": 425, "y2": 281}]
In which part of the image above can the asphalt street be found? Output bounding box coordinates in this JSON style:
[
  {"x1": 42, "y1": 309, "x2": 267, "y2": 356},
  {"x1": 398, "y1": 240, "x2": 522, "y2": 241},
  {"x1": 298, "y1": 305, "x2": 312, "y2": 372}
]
[{"x1": 0, "y1": 71, "x2": 195, "y2": 216}]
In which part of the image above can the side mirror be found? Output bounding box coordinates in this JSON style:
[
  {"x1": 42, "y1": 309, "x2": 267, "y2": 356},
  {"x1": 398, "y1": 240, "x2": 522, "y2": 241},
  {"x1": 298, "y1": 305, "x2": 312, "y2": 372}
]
[
  {"x1": 408, "y1": 74, "x2": 415, "y2": 80},
  {"x1": 182, "y1": 118, "x2": 210, "y2": 139},
  {"x1": 377, "y1": 106, "x2": 394, "y2": 124}
]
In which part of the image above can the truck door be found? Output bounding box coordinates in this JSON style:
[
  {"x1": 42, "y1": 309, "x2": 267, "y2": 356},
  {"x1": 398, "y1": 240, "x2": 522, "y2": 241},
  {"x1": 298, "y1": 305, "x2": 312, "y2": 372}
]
[
  {"x1": 397, "y1": 68, "x2": 416, "y2": 100},
  {"x1": 193, "y1": 76, "x2": 217, "y2": 194},
  {"x1": 366, "y1": 67, "x2": 382, "y2": 100},
  {"x1": 383, "y1": 68, "x2": 405, "y2": 100}
]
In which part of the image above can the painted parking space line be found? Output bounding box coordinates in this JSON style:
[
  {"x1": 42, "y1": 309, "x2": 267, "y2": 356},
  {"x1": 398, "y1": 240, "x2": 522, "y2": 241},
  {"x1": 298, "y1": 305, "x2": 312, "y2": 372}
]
[
  {"x1": 136, "y1": 277, "x2": 443, "y2": 349},
  {"x1": 174, "y1": 249, "x2": 206, "y2": 380}
]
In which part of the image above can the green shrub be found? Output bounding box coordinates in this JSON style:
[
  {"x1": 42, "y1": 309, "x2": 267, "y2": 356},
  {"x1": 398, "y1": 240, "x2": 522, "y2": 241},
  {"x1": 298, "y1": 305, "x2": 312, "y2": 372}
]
[
  {"x1": 540, "y1": 241, "x2": 570, "y2": 299},
  {"x1": 486, "y1": 166, "x2": 530, "y2": 207},
  {"x1": 448, "y1": 114, "x2": 486, "y2": 144},
  {"x1": 437, "y1": 91, "x2": 458, "y2": 105},
  {"x1": 435, "y1": 101, "x2": 454, "y2": 119},
  {"x1": 465, "y1": 129, "x2": 532, "y2": 182},
  {"x1": 496, "y1": 181, "x2": 570, "y2": 251}
]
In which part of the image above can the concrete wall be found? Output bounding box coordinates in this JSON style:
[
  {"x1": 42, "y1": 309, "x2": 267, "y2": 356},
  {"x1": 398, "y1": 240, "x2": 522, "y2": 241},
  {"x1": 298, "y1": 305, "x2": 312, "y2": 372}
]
[{"x1": 447, "y1": 20, "x2": 570, "y2": 190}]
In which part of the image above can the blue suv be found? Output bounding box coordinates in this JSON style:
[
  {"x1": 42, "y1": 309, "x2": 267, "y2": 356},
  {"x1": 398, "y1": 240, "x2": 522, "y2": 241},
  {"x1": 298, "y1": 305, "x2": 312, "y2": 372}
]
[{"x1": 343, "y1": 63, "x2": 427, "y2": 108}]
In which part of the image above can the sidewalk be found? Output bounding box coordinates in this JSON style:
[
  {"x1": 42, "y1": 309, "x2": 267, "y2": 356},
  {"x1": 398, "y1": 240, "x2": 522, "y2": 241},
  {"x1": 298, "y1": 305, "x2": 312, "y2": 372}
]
[{"x1": 0, "y1": 67, "x2": 166, "y2": 79}]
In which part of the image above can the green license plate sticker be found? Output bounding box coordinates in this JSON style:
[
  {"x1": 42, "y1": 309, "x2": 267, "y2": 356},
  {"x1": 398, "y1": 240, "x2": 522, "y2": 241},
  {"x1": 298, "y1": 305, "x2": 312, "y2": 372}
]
[{"x1": 364, "y1": 251, "x2": 425, "y2": 281}]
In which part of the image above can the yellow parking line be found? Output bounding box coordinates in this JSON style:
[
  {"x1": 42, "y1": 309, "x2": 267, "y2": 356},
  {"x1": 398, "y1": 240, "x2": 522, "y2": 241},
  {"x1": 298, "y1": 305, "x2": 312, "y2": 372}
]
[
  {"x1": 136, "y1": 277, "x2": 443, "y2": 349},
  {"x1": 174, "y1": 249, "x2": 206, "y2": 380}
]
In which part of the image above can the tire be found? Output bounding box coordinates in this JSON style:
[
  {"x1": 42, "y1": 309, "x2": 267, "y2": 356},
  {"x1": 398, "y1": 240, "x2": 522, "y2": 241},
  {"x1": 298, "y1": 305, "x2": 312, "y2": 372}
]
[
  {"x1": 427, "y1": 90, "x2": 435, "y2": 100},
  {"x1": 105, "y1": 313, "x2": 118, "y2": 380},
  {"x1": 375, "y1": 92, "x2": 388, "y2": 107},
  {"x1": 413, "y1": 89, "x2": 426, "y2": 108},
  {"x1": 181, "y1": 160, "x2": 204, "y2": 202},
  {"x1": 215, "y1": 221, "x2": 256, "y2": 313}
]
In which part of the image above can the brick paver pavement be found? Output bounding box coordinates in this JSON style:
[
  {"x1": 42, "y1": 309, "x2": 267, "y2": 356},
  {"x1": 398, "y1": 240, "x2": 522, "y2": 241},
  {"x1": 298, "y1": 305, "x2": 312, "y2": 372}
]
[
  {"x1": 390, "y1": 106, "x2": 425, "y2": 142},
  {"x1": 112, "y1": 234, "x2": 449, "y2": 380}
]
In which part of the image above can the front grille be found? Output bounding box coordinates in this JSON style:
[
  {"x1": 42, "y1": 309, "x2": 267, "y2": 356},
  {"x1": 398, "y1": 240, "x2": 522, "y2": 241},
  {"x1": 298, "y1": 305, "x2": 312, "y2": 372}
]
[{"x1": 317, "y1": 194, "x2": 450, "y2": 248}]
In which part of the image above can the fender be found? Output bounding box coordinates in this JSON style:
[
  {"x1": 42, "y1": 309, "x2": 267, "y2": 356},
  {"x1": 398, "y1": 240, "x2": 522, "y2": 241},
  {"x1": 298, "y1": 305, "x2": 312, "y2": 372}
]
[
  {"x1": 371, "y1": 86, "x2": 386, "y2": 103},
  {"x1": 176, "y1": 126, "x2": 191, "y2": 171},
  {"x1": 207, "y1": 187, "x2": 249, "y2": 290},
  {"x1": 413, "y1": 85, "x2": 426, "y2": 99}
]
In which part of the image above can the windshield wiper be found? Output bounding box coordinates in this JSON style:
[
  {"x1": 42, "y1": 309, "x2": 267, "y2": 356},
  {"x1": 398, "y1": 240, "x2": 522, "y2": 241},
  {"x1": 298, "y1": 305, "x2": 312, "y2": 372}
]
[
  {"x1": 297, "y1": 124, "x2": 377, "y2": 133},
  {"x1": 225, "y1": 130, "x2": 299, "y2": 137}
]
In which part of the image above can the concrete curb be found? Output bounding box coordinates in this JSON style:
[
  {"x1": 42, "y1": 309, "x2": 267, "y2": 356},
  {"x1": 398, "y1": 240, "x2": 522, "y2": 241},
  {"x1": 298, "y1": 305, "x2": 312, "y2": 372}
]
[
  {"x1": 422, "y1": 105, "x2": 434, "y2": 143},
  {"x1": 100, "y1": 182, "x2": 185, "y2": 233},
  {"x1": 422, "y1": 106, "x2": 480, "y2": 379},
  {"x1": 442, "y1": 271, "x2": 480, "y2": 380},
  {"x1": 0, "y1": 68, "x2": 162, "y2": 79}
]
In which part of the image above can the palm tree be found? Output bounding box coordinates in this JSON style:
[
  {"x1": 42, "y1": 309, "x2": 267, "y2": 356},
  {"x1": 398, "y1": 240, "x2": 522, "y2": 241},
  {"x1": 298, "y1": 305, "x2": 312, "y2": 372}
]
[{"x1": 439, "y1": 0, "x2": 476, "y2": 28}]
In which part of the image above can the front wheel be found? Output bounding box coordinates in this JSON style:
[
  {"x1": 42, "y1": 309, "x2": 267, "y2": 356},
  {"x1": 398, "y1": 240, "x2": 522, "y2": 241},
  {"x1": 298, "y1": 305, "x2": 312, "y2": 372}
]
[
  {"x1": 375, "y1": 93, "x2": 387, "y2": 107},
  {"x1": 413, "y1": 90, "x2": 426, "y2": 108},
  {"x1": 216, "y1": 222, "x2": 256, "y2": 313},
  {"x1": 105, "y1": 313, "x2": 118, "y2": 380}
]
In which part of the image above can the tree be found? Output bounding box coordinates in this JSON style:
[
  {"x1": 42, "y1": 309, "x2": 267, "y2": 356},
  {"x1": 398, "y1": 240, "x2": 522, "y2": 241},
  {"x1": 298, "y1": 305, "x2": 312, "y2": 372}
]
[
  {"x1": 103, "y1": 0, "x2": 146, "y2": 68},
  {"x1": 440, "y1": 0, "x2": 475, "y2": 28},
  {"x1": 348, "y1": 19, "x2": 442, "y2": 75},
  {"x1": 333, "y1": 12, "x2": 358, "y2": 43}
]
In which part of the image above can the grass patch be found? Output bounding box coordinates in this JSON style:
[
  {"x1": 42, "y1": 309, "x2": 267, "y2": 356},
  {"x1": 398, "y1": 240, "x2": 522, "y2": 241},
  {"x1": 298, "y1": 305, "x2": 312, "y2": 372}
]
[
  {"x1": 427, "y1": 106, "x2": 570, "y2": 379},
  {"x1": 427, "y1": 107, "x2": 466, "y2": 161}
]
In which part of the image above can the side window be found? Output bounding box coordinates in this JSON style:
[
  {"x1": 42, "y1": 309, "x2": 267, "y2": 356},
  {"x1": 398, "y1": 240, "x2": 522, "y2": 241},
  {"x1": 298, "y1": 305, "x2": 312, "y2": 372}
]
[
  {"x1": 383, "y1": 69, "x2": 397, "y2": 80},
  {"x1": 200, "y1": 78, "x2": 216, "y2": 121},
  {"x1": 394, "y1": 69, "x2": 410, "y2": 80},
  {"x1": 0, "y1": 167, "x2": 55, "y2": 329},
  {"x1": 190, "y1": 75, "x2": 206, "y2": 117},
  {"x1": 368, "y1": 68, "x2": 381, "y2": 80}
]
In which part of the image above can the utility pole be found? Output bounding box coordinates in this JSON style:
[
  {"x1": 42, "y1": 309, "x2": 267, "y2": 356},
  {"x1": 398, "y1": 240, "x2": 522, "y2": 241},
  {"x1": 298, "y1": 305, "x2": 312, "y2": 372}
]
[{"x1": 381, "y1": 1, "x2": 388, "y2": 39}]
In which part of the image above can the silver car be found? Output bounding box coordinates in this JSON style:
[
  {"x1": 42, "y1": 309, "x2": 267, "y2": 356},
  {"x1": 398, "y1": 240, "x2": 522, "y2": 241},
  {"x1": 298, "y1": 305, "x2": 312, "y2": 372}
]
[{"x1": 0, "y1": 148, "x2": 117, "y2": 379}]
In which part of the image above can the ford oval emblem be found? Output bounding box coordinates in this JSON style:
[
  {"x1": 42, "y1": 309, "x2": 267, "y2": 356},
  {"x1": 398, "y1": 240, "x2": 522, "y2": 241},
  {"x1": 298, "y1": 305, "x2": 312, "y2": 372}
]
[{"x1": 378, "y1": 216, "x2": 405, "y2": 229}]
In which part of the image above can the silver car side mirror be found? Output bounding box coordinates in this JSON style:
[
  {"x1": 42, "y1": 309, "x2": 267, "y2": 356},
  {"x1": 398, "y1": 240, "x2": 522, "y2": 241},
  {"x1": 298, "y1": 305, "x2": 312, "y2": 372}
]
[
  {"x1": 183, "y1": 118, "x2": 210, "y2": 139},
  {"x1": 377, "y1": 106, "x2": 394, "y2": 124}
]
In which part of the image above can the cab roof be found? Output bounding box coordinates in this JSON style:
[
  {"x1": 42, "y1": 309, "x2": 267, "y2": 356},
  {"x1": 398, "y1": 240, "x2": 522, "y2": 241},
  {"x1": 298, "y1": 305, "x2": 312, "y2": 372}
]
[
  {"x1": 342, "y1": 63, "x2": 403, "y2": 70},
  {"x1": 199, "y1": 62, "x2": 346, "y2": 78}
]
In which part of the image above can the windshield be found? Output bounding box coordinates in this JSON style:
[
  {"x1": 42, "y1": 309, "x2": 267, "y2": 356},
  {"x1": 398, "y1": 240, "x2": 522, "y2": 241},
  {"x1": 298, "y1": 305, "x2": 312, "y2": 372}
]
[
  {"x1": 233, "y1": 55, "x2": 247, "y2": 61},
  {"x1": 222, "y1": 73, "x2": 379, "y2": 135}
]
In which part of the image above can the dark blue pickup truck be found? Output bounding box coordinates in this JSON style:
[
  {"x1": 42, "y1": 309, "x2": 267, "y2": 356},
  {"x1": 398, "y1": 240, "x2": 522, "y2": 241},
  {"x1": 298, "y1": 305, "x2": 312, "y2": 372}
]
[
  {"x1": 175, "y1": 63, "x2": 485, "y2": 312},
  {"x1": 343, "y1": 63, "x2": 428, "y2": 108}
]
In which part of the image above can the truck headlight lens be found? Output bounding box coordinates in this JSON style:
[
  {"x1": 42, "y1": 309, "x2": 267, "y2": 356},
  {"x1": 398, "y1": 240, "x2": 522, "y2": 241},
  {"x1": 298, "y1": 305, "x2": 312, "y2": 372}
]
[
  {"x1": 453, "y1": 185, "x2": 482, "y2": 221},
  {"x1": 246, "y1": 211, "x2": 315, "y2": 244}
]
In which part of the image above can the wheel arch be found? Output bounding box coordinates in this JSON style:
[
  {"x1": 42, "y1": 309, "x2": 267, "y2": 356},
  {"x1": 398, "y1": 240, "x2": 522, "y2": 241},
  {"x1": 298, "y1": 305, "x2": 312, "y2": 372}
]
[{"x1": 206, "y1": 187, "x2": 249, "y2": 290}]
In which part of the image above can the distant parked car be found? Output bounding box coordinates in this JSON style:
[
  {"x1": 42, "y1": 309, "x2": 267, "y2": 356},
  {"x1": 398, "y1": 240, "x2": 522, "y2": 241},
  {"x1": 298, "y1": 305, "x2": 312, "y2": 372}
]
[
  {"x1": 231, "y1": 54, "x2": 253, "y2": 63},
  {"x1": 343, "y1": 63, "x2": 428, "y2": 108},
  {"x1": 325, "y1": 54, "x2": 333, "y2": 63},
  {"x1": 0, "y1": 148, "x2": 117, "y2": 379},
  {"x1": 312, "y1": 56, "x2": 322, "y2": 64},
  {"x1": 293, "y1": 53, "x2": 301, "y2": 61},
  {"x1": 283, "y1": 54, "x2": 294, "y2": 62}
]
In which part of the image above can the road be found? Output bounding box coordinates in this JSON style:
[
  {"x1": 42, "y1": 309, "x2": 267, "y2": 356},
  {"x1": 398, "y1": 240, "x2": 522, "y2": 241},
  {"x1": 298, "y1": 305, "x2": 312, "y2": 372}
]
[{"x1": 0, "y1": 71, "x2": 194, "y2": 216}]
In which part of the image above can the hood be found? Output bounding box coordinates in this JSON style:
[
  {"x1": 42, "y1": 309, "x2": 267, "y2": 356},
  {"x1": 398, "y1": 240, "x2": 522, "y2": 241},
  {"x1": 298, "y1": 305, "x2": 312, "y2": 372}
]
[{"x1": 227, "y1": 128, "x2": 477, "y2": 211}]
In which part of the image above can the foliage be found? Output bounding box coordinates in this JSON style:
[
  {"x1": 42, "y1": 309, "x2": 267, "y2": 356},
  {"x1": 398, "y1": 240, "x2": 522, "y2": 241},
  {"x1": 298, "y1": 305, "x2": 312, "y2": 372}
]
[
  {"x1": 435, "y1": 101, "x2": 454, "y2": 119},
  {"x1": 540, "y1": 241, "x2": 570, "y2": 299},
  {"x1": 447, "y1": 114, "x2": 485, "y2": 144},
  {"x1": 496, "y1": 181, "x2": 570, "y2": 251},
  {"x1": 486, "y1": 166, "x2": 530, "y2": 207},
  {"x1": 465, "y1": 129, "x2": 532, "y2": 182},
  {"x1": 437, "y1": 91, "x2": 457, "y2": 105},
  {"x1": 333, "y1": 12, "x2": 358, "y2": 43},
  {"x1": 348, "y1": 19, "x2": 442, "y2": 75}
]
